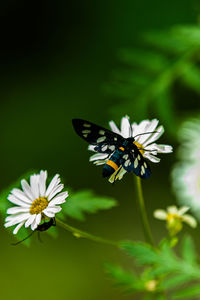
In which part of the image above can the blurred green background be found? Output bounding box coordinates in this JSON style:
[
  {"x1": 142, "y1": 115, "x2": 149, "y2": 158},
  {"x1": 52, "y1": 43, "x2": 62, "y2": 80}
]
[{"x1": 1, "y1": 1, "x2": 200, "y2": 299}]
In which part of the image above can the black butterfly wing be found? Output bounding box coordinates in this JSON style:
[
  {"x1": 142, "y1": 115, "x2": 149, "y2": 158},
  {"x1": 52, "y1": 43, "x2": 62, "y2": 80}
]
[
  {"x1": 72, "y1": 119, "x2": 124, "y2": 154},
  {"x1": 120, "y1": 146, "x2": 151, "y2": 179}
]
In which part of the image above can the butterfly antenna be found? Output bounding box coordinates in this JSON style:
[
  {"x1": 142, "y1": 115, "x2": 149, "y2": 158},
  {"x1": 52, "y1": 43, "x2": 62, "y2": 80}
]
[
  {"x1": 133, "y1": 131, "x2": 158, "y2": 139},
  {"x1": 11, "y1": 231, "x2": 34, "y2": 246}
]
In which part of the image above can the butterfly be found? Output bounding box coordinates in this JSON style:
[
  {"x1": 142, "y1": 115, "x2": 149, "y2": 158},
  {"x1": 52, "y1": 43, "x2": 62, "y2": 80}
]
[{"x1": 72, "y1": 118, "x2": 151, "y2": 181}]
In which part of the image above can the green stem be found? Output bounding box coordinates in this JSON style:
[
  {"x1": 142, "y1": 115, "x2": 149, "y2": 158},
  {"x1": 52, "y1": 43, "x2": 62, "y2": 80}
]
[
  {"x1": 56, "y1": 218, "x2": 119, "y2": 247},
  {"x1": 135, "y1": 176, "x2": 154, "y2": 246}
]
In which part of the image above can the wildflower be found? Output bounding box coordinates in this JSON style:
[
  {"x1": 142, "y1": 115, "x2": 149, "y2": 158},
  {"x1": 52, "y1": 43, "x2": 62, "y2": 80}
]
[
  {"x1": 4, "y1": 170, "x2": 68, "y2": 234},
  {"x1": 154, "y1": 206, "x2": 197, "y2": 236},
  {"x1": 89, "y1": 116, "x2": 172, "y2": 181}
]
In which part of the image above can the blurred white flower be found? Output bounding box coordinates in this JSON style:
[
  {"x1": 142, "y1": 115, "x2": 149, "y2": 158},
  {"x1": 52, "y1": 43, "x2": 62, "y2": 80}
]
[
  {"x1": 172, "y1": 162, "x2": 200, "y2": 219},
  {"x1": 154, "y1": 205, "x2": 197, "y2": 235},
  {"x1": 89, "y1": 116, "x2": 172, "y2": 181},
  {"x1": 4, "y1": 171, "x2": 68, "y2": 234},
  {"x1": 177, "y1": 118, "x2": 200, "y2": 161},
  {"x1": 172, "y1": 117, "x2": 200, "y2": 219}
]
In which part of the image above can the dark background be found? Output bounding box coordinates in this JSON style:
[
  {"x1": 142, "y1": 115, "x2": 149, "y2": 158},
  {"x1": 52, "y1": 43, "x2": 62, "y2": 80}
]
[{"x1": 0, "y1": 1, "x2": 199, "y2": 299}]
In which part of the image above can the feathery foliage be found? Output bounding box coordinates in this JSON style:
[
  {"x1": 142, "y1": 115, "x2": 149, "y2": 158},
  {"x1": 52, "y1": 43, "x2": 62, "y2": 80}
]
[
  {"x1": 106, "y1": 235, "x2": 200, "y2": 299},
  {"x1": 61, "y1": 189, "x2": 117, "y2": 221},
  {"x1": 105, "y1": 25, "x2": 200, "y2": 136}
]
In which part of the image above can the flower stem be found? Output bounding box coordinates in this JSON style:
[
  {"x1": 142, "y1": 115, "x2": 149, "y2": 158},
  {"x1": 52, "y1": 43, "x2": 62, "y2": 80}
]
[
  {"x1": 56, "y1": 218, "x2": 119, "y2": 247},
  {"x1": 134, "y1": 176, "x2": 154, "y2": 246}
]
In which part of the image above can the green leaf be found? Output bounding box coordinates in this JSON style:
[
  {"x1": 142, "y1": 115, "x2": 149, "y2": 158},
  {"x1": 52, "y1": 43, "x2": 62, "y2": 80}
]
[
  {"x1": 162, "y1": 274, "x2": 191, "y2": 289},
  {"x1": 181, "y1": 235, "x2": 197, "y2": 265},
  {"x1": 143, "y1": 29, "x2": 191, "y2": 54},
  {"x1": 180, "y1": 63, "x2": 200, "y2": 94},
  {"x1": 105, "y1": 263, "x2": 143, "y2": 293},
  {"x1": 173, "y1": 284, "x2": 200, "y2": 299},
  {"x1": 118, "y1": 48, "x2": 169, "y2": 73},
  {"x1": 172, "y1": 26, "x2": 200, "y2": 47},
  {"x1": 62, "y1": 190, "x2": 117, "y2": 221},
  {"x1": 121, "y1": 241, "x2": 158, "y2": 265}
]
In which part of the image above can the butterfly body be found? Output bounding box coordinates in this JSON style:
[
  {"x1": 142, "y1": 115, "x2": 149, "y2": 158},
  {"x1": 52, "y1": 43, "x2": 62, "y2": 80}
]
[{"x1": 72, "y1": 119, "x2": 151, "y2": 180}]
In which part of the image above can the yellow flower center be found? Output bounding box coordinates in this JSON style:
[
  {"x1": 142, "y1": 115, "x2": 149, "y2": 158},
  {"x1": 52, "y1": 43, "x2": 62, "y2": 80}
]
[
  {"x1": 30, "y1": 197, "x2": 48, "y2": 215},
  {"x1": 166, "y1": 213, "x2": 181, "y2": 222},
  {"x1": 133, "y1": 141, "x2": 144, "y2": 155}
]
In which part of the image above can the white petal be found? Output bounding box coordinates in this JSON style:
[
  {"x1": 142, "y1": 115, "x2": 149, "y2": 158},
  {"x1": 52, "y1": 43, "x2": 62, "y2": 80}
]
[
  {"x1": 8, "y1": 194, "x2": 30, "y2": 207},
  {"x1": 143, "y1": 152, "x2": 160, "y2": 163},
  {"x1": 45, "y1": 174, "x2": 60, "y2": 197},
  {"x1": 25, "y1": 214, "x2": 36, "y2": 228},
  {"x1": 178, "y1": 206, "x2": 190, "y2": 215},
  {"x1": 31, "y1": 219, "x2": 38, "y2": 231},
  {"x1": 35, "y1": 214, "x2": 41, "y2": 226},
  {"x1": 182, "y1": 215, "x2": 197, "y2": 228},
  {"x1": 46, "y1": 206, "x2": 62, "y2": 214},
  {"x1": 120, "y1": 116, "x2": 131, "y2": 138},
  {"x1": 5, "y1": 213, "x2": 30, "y2": 227},
  {"x1": 39, "y1": 170, "x2": 47, "y2": 197},
  {"x1": 7, "y1": 207, "x2": 30, "y2": 214},
  {"x1": 49, "y1": 192, "x2": 68, "y2": 206},
  {"x1": 13, "y1": 221, "x2": 25, "y2": 234},
  {"x1": 11, "y1": 189, "x2": 32, "y2": 204},
  {"x1": 137, "y1": 119, "x2": 159, "y2": 144},
  {"x1": 109, "y1": 121, "x2": 121, "y2": 134},
  {"x1": 30, "y1": 174, "x2": 40, "y2": 199},
  {"x1": 21, "y1": 179, "x2": 35, "y2": 200},
  {"x1": 147, "y1": 143, "x2": 173, "y2": 153},
  {"x1": 43, "y1": 209, "x2": 55, "y2": 218},
  {"x1": 167, "y1": 206, "x2": 178, "y2": 214},
  {"x1": 153, "y1": 210, "x2": 167, "y2": 220},
  {"x1": 48, "y1": 184, "x2": 64, "y2": 201},
  {"x1": 143, "y1": 126, "x2": 164, "y2": 147}
]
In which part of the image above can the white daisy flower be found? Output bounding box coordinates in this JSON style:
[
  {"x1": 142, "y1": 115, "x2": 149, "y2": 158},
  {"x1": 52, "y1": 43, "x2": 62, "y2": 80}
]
[
  {"x1": 89, "y1": 116, "x2": 172, "y2": 182},
  {"x1": 4, "y1": 170, "x2": 68, "y2": 234},
  {"x1": 154, "y1": 205, "x2": 197, "y2": 235}
]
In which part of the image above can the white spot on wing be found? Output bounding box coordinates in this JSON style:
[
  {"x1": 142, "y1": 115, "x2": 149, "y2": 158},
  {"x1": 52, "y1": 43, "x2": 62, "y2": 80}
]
[
  {"x1": 138, "y1": 155, "x2": 141, "y2": 160},
  {"x1": 102, "y1": 145, "x2": 108, "y2": 152},
  {"x1": 109, "y1": 145, "x2": 115, "y2": 151},
  {"x1": 134, "y1": 158, "x2": 138, "y2": 168},
  {"x1": 97, "y1": 136, "x2": 106, "y2": 143},
  {"x1": 144, "y1": 162, "x2": 147, "y2": 168},
  {"x1": 83, "y1": 123, "x2": 91, "y2": 127},
  {"x1": 83, "y1": 134, "x2": 88, "y2": 138},
  {"x1": 123, "y1": 154, "x2": 129, "y2": 160},
  {"x1": 141, "y1": 166, "x2": 145, "y2": 174},
  {"x1": 99, "y1": 130, "x2": 105, "y2": 135},
  {"x1": 114, "y1": 137, "x2": 117, "y2": 141},
  {"x1": 124, "y1": 160, "x2": 130, "y2": 167},
  {"x1": 82, "y1": 130, "x2": 90, "y2": 134}
]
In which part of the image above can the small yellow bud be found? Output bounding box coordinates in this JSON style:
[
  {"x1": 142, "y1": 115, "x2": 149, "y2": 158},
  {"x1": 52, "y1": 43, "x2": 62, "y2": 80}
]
[
  {"x1": 145, "y1": 280, "x2": 158, "y2": 292},
  {"x1": 73, "y1": 232, "x2": 82, "y2": 238}
]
